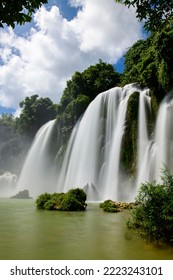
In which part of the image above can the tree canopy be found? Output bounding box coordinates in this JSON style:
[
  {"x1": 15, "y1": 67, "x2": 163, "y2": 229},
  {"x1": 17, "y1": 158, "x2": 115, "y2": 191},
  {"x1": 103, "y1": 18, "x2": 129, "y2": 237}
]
[
  {"x1": 121, "y1": 17, "x2": 173, "y2": 102},
  {"x1": 0, "y1": 0, "x2": 48, "y2": 28},
  {"x1": 115, "y1": 0, "x2": 173, "y2": 31},
  {"x1": 15, "y1": 94, "x2": 57, "y2": 138}
]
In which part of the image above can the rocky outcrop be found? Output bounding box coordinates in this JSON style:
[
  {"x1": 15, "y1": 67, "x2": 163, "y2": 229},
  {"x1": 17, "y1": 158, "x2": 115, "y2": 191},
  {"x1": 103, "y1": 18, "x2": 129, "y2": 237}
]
[
  {"x1": 10, "y1": 189, "x2": 33, "y2": 199},
  {"x1": 100, "y1": 199, "x2": 138, "y2": 212}
]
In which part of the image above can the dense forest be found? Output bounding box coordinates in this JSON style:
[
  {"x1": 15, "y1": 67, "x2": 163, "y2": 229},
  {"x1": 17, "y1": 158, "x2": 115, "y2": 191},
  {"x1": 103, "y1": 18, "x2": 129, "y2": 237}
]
[{"x1": 0, "y1": 1, "x2": 173, "y2": 177}]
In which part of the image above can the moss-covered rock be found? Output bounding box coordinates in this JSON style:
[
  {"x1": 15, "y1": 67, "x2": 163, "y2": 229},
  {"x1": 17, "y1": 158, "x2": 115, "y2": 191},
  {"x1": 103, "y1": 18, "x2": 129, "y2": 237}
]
[
  {"x1": 121, "y1": 91, "x2": 139, "y2": 174},
  {"x1": 100, "y1": 199, "x2": 138, "y2": 212},
  {"x1": 36, "y1": 188, "x2": 87, "y2": 211},
  {"x1": 99, "y1": 200, "x2": 120, "y2": 213}
]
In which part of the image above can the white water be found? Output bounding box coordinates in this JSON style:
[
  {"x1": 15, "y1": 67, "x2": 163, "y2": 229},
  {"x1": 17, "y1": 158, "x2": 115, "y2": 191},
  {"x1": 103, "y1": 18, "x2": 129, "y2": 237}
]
[
  {"x1": 154, "y1": 93, "x2": 173, "y2": 179},
  {"x1": 57, "y1": 84, "x2": 150, "y2": 201},
  {"x1": 17, "y1": 120, "x2": 57, "y2": 197},
  {"x1": 136, "y1": 91, "x2": 173, "y2": 190},
  {"x1": 0, "y1": 172, "x2": 17, "y2": 197},
  {"x1": 135, "y1": 89, "x2": 151, "y2": 186},
  {"x1": 9, "y1": 85, "x2": 173, "y2": 201}
]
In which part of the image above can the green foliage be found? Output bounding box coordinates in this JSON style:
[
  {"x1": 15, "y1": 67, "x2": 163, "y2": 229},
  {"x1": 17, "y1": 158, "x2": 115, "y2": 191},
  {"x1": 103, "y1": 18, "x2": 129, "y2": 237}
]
[
  {"x1": 127, "y1": 167, "x2": 173, "y2": 244},
  {"x1": 15, "y1": 94, "x2": 57, "y2": 138},
  {"x1": 115, "y1": 0, "x2": 173, "y2": 31},
  {"x1": 36, "y1": 188, "x2": 87, "y2": 211},
  {"x1": 100, "y1": 200, "x2": 120, "y2": 213},
  {"x1": 35, "y1": 192, "x2": 52, "y2": 209},
  {"x1": 44, "y1": 193, "x2": 64, "y2": 210},
  {"x1": 0, "y1": 0, "x2": 48, "y2": 28},
  {"x1": 122, "y1": 18, "x2": 173, "y2": 102}
]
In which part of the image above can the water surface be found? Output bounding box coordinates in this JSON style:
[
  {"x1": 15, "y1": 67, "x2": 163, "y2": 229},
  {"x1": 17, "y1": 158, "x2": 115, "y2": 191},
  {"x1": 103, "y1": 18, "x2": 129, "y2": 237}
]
[{"x1": 0, "y1": 198, "x2": 172, "y2": 260}]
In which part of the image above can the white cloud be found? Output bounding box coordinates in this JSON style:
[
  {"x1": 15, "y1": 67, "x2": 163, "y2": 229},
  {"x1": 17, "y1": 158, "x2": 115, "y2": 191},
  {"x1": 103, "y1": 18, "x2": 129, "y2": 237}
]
[{"x1": 0, "y1": 0, "x2": 143, "y2": 111}]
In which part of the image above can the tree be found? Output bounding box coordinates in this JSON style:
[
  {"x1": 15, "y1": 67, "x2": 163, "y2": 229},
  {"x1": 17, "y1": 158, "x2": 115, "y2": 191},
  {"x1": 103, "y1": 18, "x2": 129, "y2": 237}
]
[
  {"x1": 15, "y1": 94, "x2": 57, "y2": 138},
  {"x1": 127, "y1": 167, "x2": 173, "y2": 244},
  {"x1": 115, "y1": 0, "x2": 173, "y2": 31},
  {"x1": 0, "y1": 0, "x2": 48, "y2": 28}
]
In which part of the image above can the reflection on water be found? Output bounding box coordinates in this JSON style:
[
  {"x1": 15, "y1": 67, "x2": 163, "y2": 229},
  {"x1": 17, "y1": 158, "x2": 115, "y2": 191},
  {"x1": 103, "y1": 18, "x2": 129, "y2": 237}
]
[{"x1": 0, "y1": 198, "x2": 173, "y2": 260}]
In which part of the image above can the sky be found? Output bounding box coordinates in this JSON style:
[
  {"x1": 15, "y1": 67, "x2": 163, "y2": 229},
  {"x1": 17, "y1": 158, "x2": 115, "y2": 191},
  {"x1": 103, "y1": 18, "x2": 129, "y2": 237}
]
[{"x1": 0, "y1": 0, "x2": 144, "y2": 116}]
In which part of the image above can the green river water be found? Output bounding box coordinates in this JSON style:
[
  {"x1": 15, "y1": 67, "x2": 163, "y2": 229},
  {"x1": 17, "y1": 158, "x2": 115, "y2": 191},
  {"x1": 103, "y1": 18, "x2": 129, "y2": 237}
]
[{"x1": 0, "y1": 198, "x2": 172, "y2": 260}]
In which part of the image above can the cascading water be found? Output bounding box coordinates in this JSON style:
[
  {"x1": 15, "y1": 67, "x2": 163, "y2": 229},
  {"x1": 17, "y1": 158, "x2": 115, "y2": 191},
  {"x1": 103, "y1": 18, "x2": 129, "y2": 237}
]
[
  {"x1": 13, "y1": 85, "x2": 173, "y2": 201},
  {"x1": 57, "y1": 84, "x2": 144, "y2": 201},
  {"x1": 135, "y1": 89, "x2": 152, "y2": 187},
  {"x1": 153, "y1": 92, "x2": 173, "y2": 179},
  {"x1": 17, "y1": 120, "x2": 57, "y2": 196},
  {"x1": 136, "y1": 90, "x2": 173, "y2": 189},
  {"x1": 0, "y1": 172, "x2": 17, "y2": 197}
]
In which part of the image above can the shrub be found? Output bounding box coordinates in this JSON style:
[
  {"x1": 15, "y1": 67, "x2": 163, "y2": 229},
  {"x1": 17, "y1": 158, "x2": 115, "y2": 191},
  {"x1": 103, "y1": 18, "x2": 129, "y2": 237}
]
[
  {"x1": 35, "y1": 188, "x2": 87, "y2": 211},
  {"x1": 127, "y1": 167, "x2": 173, "y2": 244},
  {"x1": 60, "y1": 189, "x2": 87, "y2": 211},
  {"x1": 35, "y1": 192, "x2": 51, "y2": 209}
]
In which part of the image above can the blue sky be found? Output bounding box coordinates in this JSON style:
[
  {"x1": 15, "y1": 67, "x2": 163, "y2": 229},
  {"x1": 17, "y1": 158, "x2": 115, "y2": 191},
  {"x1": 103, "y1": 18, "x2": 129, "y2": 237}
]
[{"x1": 0, "y1": 0, "x2": 143, "y2": 115}]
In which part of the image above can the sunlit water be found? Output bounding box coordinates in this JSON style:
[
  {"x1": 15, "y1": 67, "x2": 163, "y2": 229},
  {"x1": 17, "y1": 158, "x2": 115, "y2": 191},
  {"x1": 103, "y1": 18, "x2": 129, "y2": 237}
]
[{"x1": 0, "y1": 199, "x2": 173, "y2": 260}]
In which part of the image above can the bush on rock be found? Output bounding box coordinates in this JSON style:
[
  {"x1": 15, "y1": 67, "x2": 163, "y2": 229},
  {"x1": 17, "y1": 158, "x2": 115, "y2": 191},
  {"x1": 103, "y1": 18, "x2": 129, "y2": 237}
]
[{"x1": 36, "y1": 188, "x2": 87, "y2": 211}]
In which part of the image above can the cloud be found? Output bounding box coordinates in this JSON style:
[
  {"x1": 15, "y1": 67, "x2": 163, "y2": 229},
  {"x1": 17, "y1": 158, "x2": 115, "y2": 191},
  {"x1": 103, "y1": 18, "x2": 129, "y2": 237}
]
[{"x1": 0, "y1": 0, "x2": 143, "y2": 110}]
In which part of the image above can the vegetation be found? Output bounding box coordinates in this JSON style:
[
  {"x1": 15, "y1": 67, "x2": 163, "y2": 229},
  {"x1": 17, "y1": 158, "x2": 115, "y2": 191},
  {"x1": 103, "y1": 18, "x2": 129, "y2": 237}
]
[
  {"x1": 0, "y1": 0, "x2": 48, "y2": 28},
  {"x1": 121, "y1": 17, "x2": 173, "y2": 103},
  {"x1": 115, "y1": 0, "x2": 173, "y2": 31},
  {"x1": 15, "y1": 95, "x2": 57, "y2": 139},
  {"x1": 127, "y1": 167, "x2": 173, "y2": 244},
  {"x1": 36, "y1": 188, "x2": 87, "y2": 211}
]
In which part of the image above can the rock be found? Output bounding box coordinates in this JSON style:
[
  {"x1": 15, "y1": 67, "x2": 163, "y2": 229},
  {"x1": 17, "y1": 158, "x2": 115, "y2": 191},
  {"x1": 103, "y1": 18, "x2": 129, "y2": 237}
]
[
  {"x1": 10, "y1": 189, "x2": 33, "y2": 199},
  {"x1": 100, "y1": 200, "x2": 138, "y2": 212}
]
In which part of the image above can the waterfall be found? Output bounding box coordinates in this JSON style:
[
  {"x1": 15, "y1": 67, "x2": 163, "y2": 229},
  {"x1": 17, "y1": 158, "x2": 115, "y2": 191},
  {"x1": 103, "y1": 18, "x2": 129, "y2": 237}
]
[
  {"x1": 136, "y1": 90, "x2": 173, "y2": 190},
  {"x1": 13, "y1": 85, "x2": 173, "y2": 201},
  {"x1": 57, "y1": 84, "x2": 148, "y2": 201},
  {"x1": 136, "y1": 89, "x2": 152, "y2": 187},
  {"x1": 154, "y1": 93, "x2": 173, "y2": 179},
  {"x1": 17, "y1": 120, "x2": 57, "y2": 197}
]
